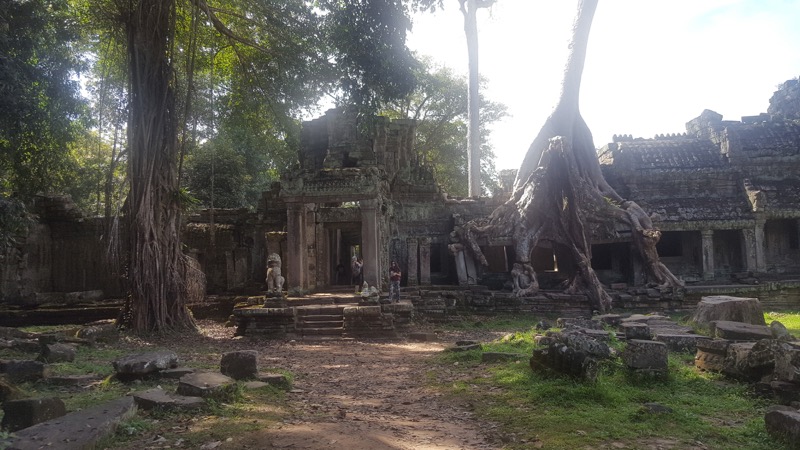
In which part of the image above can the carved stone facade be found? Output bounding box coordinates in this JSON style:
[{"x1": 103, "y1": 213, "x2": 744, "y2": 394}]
[
  {"x1": 5, "y1": 107, "x2": 800, "y2": 306},
  {"x1": 597, "y1": 110, "x2": 800, "y2": 284}
]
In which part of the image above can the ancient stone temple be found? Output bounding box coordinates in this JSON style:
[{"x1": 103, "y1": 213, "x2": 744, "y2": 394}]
[
  {"x1": 597, "y1": 110, "x2": 800, "y2": 284},
  {"x1": 4, "y1": 105, "x2": 800, "y2": 315}
]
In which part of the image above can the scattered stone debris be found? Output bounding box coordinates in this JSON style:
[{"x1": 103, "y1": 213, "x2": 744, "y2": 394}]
[
  {"x1": 112, "y1": 350, "x2": 179, "y2": 380},
  {"x1": 1, "y1": 397, "x2": 67, "y2": 432}
]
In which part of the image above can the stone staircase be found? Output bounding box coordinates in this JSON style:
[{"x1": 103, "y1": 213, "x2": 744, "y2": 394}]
[{"x1": 296, "y1": 305, "x2": 346, "y2": 338}]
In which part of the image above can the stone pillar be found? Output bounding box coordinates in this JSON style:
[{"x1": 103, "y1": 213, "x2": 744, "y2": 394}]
[
  {"x1": 361, "y1": 199, "x2": 381, "y2": 288},
  {"x1": 742, "y1": 228, "x2": 757, "y2": 273},
  {"x1": 419, "y1": 237, "x2": 431, "y2": 285},
  {"x1": 407, "y1": 238, "x2": 419, "y2": 286},
  {"x1": 754, "y1": 219, "x2": 766, "y2": 273},
  {"x1": 286, "y1": 203, "x2": 306, "y2": 290},
  {"x1": 451, "y1": 245, "x2": 469, "y2": 286},
  {"x1": 701, "y1": 229, "x2": 715, "y2": 281}
]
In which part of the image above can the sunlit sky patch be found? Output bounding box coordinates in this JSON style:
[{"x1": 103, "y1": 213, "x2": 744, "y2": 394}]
[{"x1": 408, "y1": 0, "x2": 800, "y2": 170}]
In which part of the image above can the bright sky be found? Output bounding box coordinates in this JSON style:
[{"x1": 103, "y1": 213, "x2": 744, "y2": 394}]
[{"x1": 407, "y1": 0, "x2": 800, "y2": 171}]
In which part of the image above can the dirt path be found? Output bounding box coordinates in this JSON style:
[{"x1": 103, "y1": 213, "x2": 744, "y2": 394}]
[{"x1": 229, "y1": 330, "x2": 507, "y2": 449}]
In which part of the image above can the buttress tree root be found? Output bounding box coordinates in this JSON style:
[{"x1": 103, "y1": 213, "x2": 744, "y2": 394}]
[{"x1": 454, "y1": 0, "x2": 682, "y2": 313}]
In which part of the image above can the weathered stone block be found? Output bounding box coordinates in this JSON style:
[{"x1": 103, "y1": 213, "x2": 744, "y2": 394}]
[
  {"x1": 765, "y1": 409, "x2": 800, "y2": 447},
  {"x1": 8, "y1": 339, "x2": 41, "y2": 353},
  {"x1": 0, "y1": 360, "x2": 49, "y2": 383},
  {"x1": 257, "y1": 372, "x2": 291, "y2": 390},
  {"x1": 692, "y1": 296, "x2": 766, "y2": 327},
  {"x1": 76, "y1": 323, "x2": 119, "y2": 343},
  {"x1": 713, "y1": 321, "x2": 772, "y2": 341},
  {"x1": 654, "y1": 334, "x2": 710, "y2": 353},
  {"x1": 1, "y1": 397, "x2": 67, "y2": 432},
  {"x1": 622, "y1": 322, "x2": 650, "y2": 340},
  {"x1": 622, "y1": 340, "x2": 668, "y2": 372},
  {"x1": 220, "y1": 350, "x2": 259, "y2": 380},
  {"x1": 38, "y1": 343, "x2": 77, "y2": 363},
  {"x1": 112, "y1": 350, "x2": 179, "y2": 379},
  {"x1": 342, "y1": 306, "x2": 382, "y2": 317},
  {"x1": 774, "y1": 345, "x2": 800, "y2": 383},
  {"x1": 177, "y1": 372, "x2": 236, "y2": 400},
  {"x1": 771, "y1": 321, "x2": 793, "y2": 341},
  {"x1": 0, "y1": 376, "x2": 22, "y2": 402},
  {"x1": 2, "y1": 397, "x2": 136, "y2": 450},
  {"x1": 133, "y1": 388, "x2": 205, "y2": 410}
]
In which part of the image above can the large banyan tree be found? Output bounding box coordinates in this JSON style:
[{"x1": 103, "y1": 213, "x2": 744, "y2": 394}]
[{"x1": 455, "y1": 0, "x2": 682, "y2": 313}]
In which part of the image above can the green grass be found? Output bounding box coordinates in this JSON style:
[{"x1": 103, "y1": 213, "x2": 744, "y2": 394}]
[
  {"x1": 765, "y1": 311, "x2": 800, "y2": 335},
  {"x1": 428, "y1": 316, "x2": 788, "y2": 450}
]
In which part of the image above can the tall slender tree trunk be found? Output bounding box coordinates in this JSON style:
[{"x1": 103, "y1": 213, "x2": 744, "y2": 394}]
[
  {"x1": 121, "y1": 0, "x2": 197, "y2": 333},
  {"x1": 461, "y1": 0, "x2": 482, "y2": 197}
]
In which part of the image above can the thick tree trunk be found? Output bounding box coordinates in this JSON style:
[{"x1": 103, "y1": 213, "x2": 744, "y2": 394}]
[
  {"x1": 456, "y1": 0, "x2": 682, "y2": 313},
  {"x1": 121, "y1": 0, "x2": 198, "y2": 333}
]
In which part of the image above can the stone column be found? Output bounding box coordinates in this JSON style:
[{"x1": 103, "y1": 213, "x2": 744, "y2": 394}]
[
  {"x1": 754, "y1": 219, "x2": 766, "y2": 272},
  {"x1": 419, "y1": 237, "x2": 431, "y2": 285},
  {"x1": 361, "y1": 199, "x2": 381, "y2": 288},
  {"x1": 286, "y1": 203, "x2": 306, "y2": 290},
  {"x1": 407, "y1": 238, "x2": 419, "y2": 286},
  {"x1": 701, "y1": 229, "x2": 715, "y2": 281},
  {"x1": 742, "y1": 228, "x2": 757, "y2": 273},
  {"x1": 450, "y1": 245, "x2": 469, "y2": 286}
]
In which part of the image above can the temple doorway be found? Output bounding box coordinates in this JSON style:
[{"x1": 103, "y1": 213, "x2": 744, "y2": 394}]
[{"x1": 328, "y1": 225, "x2": 361, "y2": 286}]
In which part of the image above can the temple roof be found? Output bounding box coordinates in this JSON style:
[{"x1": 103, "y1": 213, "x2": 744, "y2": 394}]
[
  {"x1": 600, "y1": 138, "x2": 726, "y2": 171},
  {"x1": 728, "y1": 121, "x2": 800, "y2": 158},
  {"x1": 746, "y1": 177, "x2": 800, "y2": 212}
]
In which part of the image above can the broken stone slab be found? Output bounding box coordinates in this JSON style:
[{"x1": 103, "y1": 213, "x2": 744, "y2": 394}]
[
  {"x1": 481, "y1": 352, "x2": 526, "y2": 363},
  {"x1": 158, "y1": 367, "x2": 196, "y2": 379},
  {"x1": 0, "y1": 360, "x2": 49, "y2": 383},
  {"x1": 112, "y1": 350, "x2": 179, "y2": 379},
  {"x1": 621, "y1": 322, "x2": 651, "y2": 340},
  {"x1": 580, "y1": 329, "x2": 614, "y2": 342},
  {"x1": 1, "y1": 396, "x2": 136, "y2": 450},
  {"x1": 45, "y1": 374, "x2": 101, "y2": 386},
  {"x1": 622, "y1": 340, "x2": 668, "y2": 373},
  {"x1": 692, "y1": 295, "x2": 766, "y2": 327},
  {"x1": 593, "y1": 314, "x2": 622, "y2": 327},
  {"x1": 713, "y1": 321, "x2": 772, "y2": 341},
  {"x1": 177, "y1": 372, "x2": 237, "y2": 400},
  {"x1": 556, "y1": 318, "x2": 603, "y2": 330},
  {"x1": 256, "y1": 372, "x2": 291, "y2": 390},
  {"x1": 621, "y1": 314, "x2": 670, "y2": 324},
  {"x1": 653, "y1": 333, "x2": 710, "y2": 353},
  {"x1": 38, "y1": 343, "x2": 77, "y2": 363},
  {"x1": 220, "y1": 350, "x2": 259, "y2": 380},
  {"x1": 76, "y1": 323, "x2": 119, "y2": 343},
  {"x1": 560, "y1": 330, "x2": 612, "y2": 359},
  {"x1": 244, "y1": 381, "x2": 269, "y2": 389},
  {"x1": 7, "y1": 339, "x2": 42, "y2": 353},
  {"x1": 765, "y1": 408, "x2": 800, "y2": 447},
  {"x1": 1, "y1": 397, "x2": 67, "y2": 432},
  {"x1": 132, "y1": 388, "x2": 205, "y2": 410}
]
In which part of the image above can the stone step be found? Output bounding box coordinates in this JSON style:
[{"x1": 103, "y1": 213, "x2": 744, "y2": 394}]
[
  {"x1": 299, "y1": 320, "x2": 343, "y2": 328},
  {"x1": 296, "y1": 306, "x2": 346, "y2": 316},
  {"x1": 302, "y1": 327, "x2": 345, "y2": 336},
  {"x1": 300, "y1": 314, "x2": 343, "y2": 322}
]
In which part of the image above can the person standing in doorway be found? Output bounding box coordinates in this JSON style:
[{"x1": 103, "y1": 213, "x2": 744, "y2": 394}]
[{"x1": 389, "y1": 260, "x2": 402, "y2": 303}]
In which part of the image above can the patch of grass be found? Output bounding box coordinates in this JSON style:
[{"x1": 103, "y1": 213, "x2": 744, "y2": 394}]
[
  {"x1": 438, "y1": 314, "x2": 545, "y2": 332},
  {"x1": 765, "y1": 311, "x2": 800, "y2": 335},
  {"x1": 429, "y1": 324, "x2": 783, "y2": 449}
]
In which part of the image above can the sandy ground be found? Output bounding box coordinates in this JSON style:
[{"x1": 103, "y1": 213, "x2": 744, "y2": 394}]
[{"x1": 229, "y1": 331, "x2": 507, "y2": 450}]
